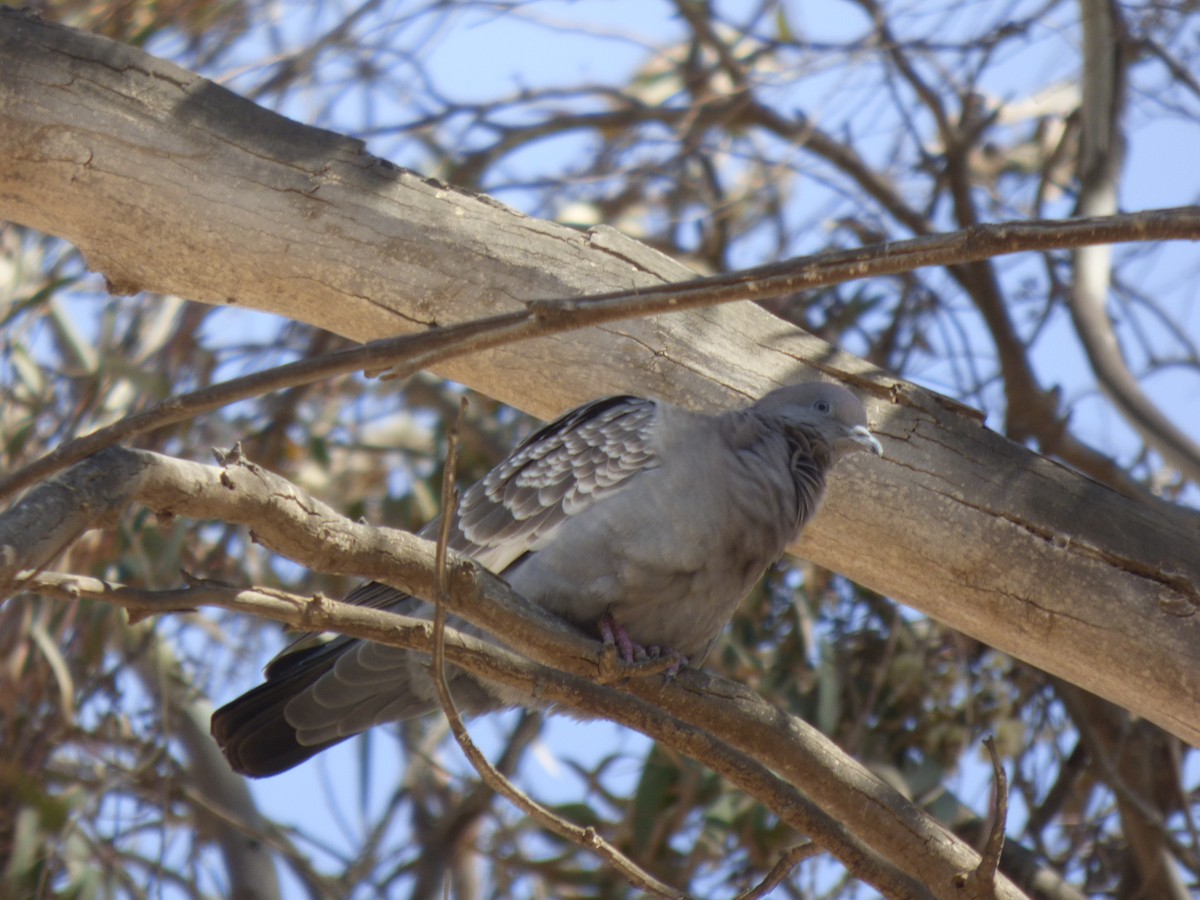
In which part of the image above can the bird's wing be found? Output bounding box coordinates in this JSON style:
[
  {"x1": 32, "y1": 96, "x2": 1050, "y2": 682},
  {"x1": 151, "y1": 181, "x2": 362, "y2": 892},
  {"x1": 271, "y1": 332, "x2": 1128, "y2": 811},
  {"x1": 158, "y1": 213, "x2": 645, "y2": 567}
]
[
  {"x1": 453, "y1": 394, "x2": 660, "y2": 571},
  {"x1": 262, "y1": 396, "x2": 660, "y2": 680}
]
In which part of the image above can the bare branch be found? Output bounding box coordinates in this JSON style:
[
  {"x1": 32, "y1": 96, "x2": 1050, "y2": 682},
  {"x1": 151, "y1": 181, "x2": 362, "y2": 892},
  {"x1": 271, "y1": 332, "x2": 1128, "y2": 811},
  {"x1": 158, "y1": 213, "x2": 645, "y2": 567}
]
[
  {"x1": 426, "y1": 411, "x2": 686, "y2": 898},
  {"x1": 30, "y1": 570, "x2": 946, "y2": 898},
  {"x1": 1059, "y1": 685, "x2": 1192, "y2": 899},
  {"x1": 2, "y1": 206, "x2": 1197, "y2": 507},
  {"x1": 9, "y1": 448, "x2": 1019, "y2": 898},
  {"x1": 734, "y1": 843, "x2": 820, "y2": 900},
  {"x1": 950, "y1": 736, "x2": 1008, "y2": 898},
  {"x1": 1069, "y1": 0, "x2": 1200, "y2": 484}
]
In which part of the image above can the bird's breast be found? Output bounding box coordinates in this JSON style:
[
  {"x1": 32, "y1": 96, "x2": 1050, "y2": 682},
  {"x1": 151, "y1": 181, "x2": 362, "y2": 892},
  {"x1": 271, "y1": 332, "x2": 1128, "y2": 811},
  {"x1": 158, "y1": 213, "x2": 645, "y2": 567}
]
[{"x1": 505, "y1": 436, "x2": 803, "y2": 658}]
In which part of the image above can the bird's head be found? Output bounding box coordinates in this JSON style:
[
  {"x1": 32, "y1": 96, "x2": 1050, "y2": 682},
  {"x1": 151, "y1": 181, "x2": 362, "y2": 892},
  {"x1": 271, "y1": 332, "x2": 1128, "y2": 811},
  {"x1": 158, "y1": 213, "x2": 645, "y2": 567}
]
[{"x1": 754, "y1": 382, "x2": 884, "y2": 459}]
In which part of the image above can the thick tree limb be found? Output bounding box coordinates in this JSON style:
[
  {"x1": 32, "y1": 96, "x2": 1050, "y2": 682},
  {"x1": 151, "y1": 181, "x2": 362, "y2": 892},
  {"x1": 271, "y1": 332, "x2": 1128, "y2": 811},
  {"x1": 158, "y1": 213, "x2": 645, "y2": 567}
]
[
  {"x1": 6, "y1": 444, "x2": 1030, "y2": 898},
  {"x1": 2, "y1": 11, "x2": 1199, "y2": 753},
  {"x1": 3, "y1": 207, "x2": 1198, "y2": 506}
]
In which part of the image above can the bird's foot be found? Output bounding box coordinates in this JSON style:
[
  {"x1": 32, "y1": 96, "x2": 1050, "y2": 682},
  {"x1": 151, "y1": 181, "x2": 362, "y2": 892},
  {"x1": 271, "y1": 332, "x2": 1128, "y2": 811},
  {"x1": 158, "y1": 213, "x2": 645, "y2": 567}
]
[
  {"x1": 597, "y1": 615, "x2": 687, "y2": 679},
  {"x1": 598, "y1": 614, "x2": 644, "y2": 663},
  {"x1": 626, "y1": 649, "x2": 688, "y2": 680}
]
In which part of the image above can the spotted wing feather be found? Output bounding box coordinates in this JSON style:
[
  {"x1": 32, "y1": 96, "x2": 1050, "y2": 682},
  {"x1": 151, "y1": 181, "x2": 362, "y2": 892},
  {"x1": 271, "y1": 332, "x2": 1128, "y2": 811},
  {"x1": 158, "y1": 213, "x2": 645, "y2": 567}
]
[{"x1": 455, "y1": 395, "x2": 659, "y2": 568}]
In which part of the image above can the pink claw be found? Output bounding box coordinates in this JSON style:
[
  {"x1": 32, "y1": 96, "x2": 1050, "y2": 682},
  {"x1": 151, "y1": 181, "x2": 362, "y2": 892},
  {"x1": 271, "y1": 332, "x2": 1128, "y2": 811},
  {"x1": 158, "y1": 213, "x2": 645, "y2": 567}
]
[
  {"x1": 599, "y1": 614, "x2": 644, "y2": 663},
  {"x1": 597, "y1": 615, "x2": 688, "y2": 677}
]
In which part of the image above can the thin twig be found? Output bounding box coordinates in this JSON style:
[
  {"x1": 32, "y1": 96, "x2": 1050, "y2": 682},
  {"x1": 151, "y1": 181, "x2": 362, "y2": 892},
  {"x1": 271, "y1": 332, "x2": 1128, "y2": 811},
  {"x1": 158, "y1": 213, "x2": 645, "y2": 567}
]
[
  {"x1": 733, "y1": 842, "x2": 819, "y2": 900},
  {"x1": 954, "y1": 735, "x2": 1008, "y2": 898},
  {"x1": 426, "y1": 400, "x2": 685, "y2": 899},
  {"x1": 979, "y1": 736, "x2": 1009, "y2": 884},
  {"x1": 2, "y1": 206, "x2": 1197, "y2": 505}
]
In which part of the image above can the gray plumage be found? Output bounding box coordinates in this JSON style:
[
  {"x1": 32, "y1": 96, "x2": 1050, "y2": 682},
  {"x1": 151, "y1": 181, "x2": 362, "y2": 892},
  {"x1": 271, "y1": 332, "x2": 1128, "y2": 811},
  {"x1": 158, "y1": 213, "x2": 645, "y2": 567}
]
[{"x1": 211, "y1": 383, "x2": 882, "y2": 776}]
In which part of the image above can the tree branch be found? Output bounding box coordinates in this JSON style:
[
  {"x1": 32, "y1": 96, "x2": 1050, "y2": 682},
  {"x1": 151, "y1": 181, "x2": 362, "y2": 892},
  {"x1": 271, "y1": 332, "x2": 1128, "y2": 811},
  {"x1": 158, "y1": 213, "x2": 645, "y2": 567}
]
[
  {"x1": 2, "y1": 206, "x2": 1197, "y2": 506},
  {"x1": 1069, "y1": 0, "x2": 1200, "y2": 484},
  {"x1": 8, "y1": 446, "x2": 1029, "y2": 898}
]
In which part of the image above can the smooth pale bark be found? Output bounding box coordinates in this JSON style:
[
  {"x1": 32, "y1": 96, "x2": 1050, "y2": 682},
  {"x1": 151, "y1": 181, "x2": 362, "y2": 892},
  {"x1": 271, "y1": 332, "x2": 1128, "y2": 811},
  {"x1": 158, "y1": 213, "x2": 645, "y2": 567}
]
[{"x1": 2, "y1": 11, "x2": 1199, "y2": 748}]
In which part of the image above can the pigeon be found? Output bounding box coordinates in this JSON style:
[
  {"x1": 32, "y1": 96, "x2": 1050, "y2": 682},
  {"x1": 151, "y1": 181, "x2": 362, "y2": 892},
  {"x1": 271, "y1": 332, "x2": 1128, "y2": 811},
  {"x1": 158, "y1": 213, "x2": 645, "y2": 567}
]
[{"x1": 211, "y1": 383, "x2": 882, "y2": 776}]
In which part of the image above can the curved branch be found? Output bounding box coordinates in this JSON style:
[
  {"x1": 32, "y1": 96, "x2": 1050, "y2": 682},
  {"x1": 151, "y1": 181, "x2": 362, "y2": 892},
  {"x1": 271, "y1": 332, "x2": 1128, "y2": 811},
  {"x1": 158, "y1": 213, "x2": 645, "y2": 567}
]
[
  {"x1": 5, "y1": 446, "x2": 1026, "y2": 898},
  {"x1": 1070, "y1": 0, "x2": 1200, "y2": 485}
]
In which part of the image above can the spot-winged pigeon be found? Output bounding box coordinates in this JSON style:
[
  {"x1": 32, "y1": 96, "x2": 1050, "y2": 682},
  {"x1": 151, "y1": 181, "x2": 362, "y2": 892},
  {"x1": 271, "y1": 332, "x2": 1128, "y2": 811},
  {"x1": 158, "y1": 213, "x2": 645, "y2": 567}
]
[{"x1": 212, "y1": 383, "x2": 882, "y2": 776}]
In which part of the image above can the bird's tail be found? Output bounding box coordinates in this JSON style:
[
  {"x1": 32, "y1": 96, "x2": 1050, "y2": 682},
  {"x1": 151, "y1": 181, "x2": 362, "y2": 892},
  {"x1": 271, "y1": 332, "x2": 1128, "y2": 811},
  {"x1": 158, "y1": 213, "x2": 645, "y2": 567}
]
[{"x1": 210, "y1": 644, "x2": 345, "y2": 778}]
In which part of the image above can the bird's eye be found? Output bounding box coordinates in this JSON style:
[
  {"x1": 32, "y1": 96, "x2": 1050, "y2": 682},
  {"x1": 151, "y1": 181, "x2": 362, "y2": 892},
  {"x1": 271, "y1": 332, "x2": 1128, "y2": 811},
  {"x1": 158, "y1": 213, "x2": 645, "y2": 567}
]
[{"x1": 814, "y1": 399, "x2": 831, "y2": 413}]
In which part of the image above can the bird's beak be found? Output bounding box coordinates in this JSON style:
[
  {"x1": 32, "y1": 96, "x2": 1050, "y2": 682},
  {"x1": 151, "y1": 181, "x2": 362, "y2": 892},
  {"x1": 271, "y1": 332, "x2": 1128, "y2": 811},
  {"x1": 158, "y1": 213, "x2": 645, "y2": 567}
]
[{"x1": 849, "y1": 425, "x2": 884, "y2": 457}]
